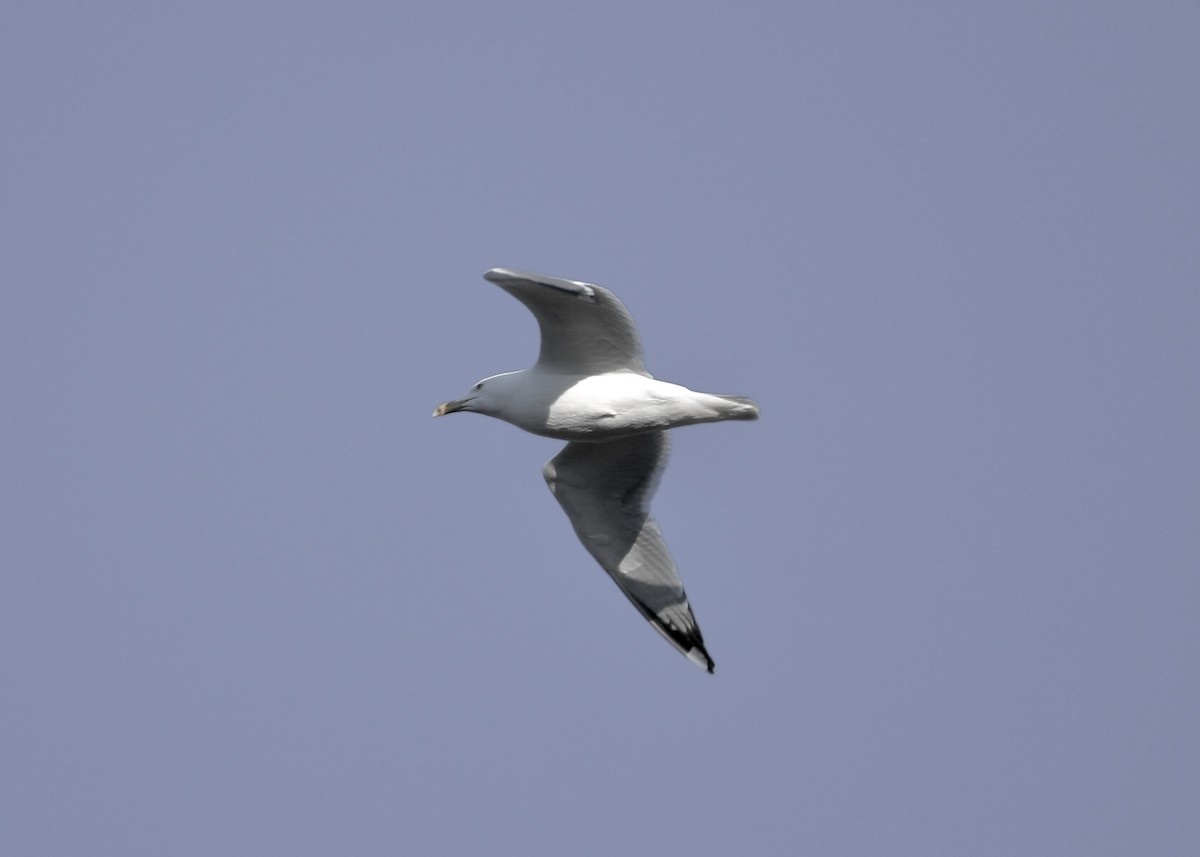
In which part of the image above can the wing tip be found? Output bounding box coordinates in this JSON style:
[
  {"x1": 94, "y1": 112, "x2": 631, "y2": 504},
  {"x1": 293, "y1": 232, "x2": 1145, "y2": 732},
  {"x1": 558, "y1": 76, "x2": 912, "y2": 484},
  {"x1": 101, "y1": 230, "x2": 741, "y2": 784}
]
[
  {"x1": 647, "y1": 615, "x2": 716, "y2": 674},
  {"x1": 719, "y1": 395, "x2": 760, "y2": 420},
  {"x1": 685, "y1": 645, "x2": 716, "y2": 674},
  {"x1": 483, "y1": 267, "x2": 597, "y2": 301},
  {"x1": 483, "y1": 267, "x2": 514, "y2": 283}
]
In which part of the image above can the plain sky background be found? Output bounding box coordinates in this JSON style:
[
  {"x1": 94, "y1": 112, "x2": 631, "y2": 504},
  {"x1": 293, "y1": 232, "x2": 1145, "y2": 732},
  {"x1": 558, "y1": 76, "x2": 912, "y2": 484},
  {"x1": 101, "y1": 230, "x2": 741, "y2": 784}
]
[{"x1": 3, "y1": 2, "x2": 1198, "y2": 855}]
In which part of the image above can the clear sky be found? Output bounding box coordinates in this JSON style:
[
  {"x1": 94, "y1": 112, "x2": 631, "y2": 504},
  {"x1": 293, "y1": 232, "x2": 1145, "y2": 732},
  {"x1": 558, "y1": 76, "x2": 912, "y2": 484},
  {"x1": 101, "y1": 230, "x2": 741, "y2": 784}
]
[{"x1": 3, "y1": 2, "x2": 1198, "y2": 855}]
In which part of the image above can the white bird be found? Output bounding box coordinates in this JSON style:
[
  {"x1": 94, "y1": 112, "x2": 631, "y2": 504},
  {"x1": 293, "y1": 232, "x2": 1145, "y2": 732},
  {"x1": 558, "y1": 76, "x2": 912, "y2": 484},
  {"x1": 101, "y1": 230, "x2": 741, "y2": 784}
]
[{"x1": 434, "y1": 268, "x2": 759, "y2": 672}]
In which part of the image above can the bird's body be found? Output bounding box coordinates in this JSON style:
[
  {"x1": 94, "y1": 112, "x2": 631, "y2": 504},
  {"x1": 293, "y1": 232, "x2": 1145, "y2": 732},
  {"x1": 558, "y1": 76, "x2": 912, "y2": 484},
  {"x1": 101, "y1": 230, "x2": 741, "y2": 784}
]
[
  {"x1": 435, "y1": 268, "x2": 759, "y2": 672},
  {"x1": 452, "y1": 369, "x2": 758, "y2": 441}
]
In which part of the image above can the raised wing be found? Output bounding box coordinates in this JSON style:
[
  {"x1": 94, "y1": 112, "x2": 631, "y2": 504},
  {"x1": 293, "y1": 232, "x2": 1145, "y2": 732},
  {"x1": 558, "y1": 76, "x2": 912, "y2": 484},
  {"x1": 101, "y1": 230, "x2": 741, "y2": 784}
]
[
  {"x1": 542, "y1": 431, "x2": 714, "y2": 672},
  {"x1": 483, "y1": 268, "x2": 649, "y2": 376}
]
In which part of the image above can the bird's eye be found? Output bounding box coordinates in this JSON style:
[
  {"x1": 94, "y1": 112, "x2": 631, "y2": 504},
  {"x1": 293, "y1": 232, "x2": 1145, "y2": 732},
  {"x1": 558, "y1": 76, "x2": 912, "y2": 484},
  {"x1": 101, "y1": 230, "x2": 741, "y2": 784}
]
[{"x1": 473, "y1": 382, "x2": 484, "y2": 391}]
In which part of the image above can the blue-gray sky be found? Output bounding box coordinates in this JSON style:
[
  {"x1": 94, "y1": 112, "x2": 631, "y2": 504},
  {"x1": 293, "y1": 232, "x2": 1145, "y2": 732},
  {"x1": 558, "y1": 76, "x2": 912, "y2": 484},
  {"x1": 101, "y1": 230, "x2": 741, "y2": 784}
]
[{"x1": 3, "y1": 2, "x2": 1198, "y2": 854}]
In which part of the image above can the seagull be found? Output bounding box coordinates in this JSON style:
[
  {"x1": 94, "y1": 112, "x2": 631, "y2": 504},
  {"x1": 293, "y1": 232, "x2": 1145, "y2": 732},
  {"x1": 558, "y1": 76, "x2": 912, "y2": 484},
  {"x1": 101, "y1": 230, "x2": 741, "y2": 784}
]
[{"x1": 434, "y1": 268, "x2": 759, "y2": 672}]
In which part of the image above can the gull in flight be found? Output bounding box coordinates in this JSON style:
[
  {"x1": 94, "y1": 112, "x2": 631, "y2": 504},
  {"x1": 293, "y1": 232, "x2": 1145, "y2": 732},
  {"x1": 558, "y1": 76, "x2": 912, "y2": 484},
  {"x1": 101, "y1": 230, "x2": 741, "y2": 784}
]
[{"x1": 434, "y1": 268, "x2": 759, "y2": 672}]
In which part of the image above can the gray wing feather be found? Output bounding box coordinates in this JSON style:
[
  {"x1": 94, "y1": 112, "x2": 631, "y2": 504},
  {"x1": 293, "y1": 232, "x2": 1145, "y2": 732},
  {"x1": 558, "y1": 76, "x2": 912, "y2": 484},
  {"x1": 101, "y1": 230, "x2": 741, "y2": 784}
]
[
  {"x1": 542, "y1": 431, "x2": 714, "y2": 672},
  {"x1": 483, "y1": 268, "x2": 649, "y2": 376}
]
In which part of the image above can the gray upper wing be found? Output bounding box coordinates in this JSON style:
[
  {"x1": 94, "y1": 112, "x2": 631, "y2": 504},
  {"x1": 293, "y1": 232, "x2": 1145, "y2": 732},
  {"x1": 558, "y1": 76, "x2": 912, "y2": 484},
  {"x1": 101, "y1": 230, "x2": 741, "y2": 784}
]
[
  {"x1": 542, "y1": 431, "x2": 714, "y2": 672},
  {"x1": 483, "y1": 268, "x2": 649, "y2": 376}
]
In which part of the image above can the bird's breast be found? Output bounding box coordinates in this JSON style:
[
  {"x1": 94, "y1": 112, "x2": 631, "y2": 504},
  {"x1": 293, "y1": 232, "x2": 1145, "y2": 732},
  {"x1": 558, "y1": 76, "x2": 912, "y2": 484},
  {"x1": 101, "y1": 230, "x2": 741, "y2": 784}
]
[{"x1": 524, "y1": 374, "x2": 715, "y2": 441}]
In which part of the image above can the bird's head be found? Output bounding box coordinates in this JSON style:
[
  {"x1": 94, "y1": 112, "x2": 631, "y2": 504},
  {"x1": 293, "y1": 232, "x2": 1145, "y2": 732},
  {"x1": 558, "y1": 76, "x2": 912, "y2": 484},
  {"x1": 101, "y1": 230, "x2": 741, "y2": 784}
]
[{"x1": 433, "y1": 372, "x2": 518, "y2": 419}]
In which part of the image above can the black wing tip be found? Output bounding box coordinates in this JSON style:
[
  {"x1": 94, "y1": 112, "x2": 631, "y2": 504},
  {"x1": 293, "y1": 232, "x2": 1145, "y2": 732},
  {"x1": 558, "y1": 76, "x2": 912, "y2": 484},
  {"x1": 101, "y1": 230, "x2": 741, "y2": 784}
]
[
  {"x1": 653, "y1": 618, "x2": 715, "y2": 674},
  {"x1": 682, "y1": 642, "x2": 715, "y2": 674}
]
